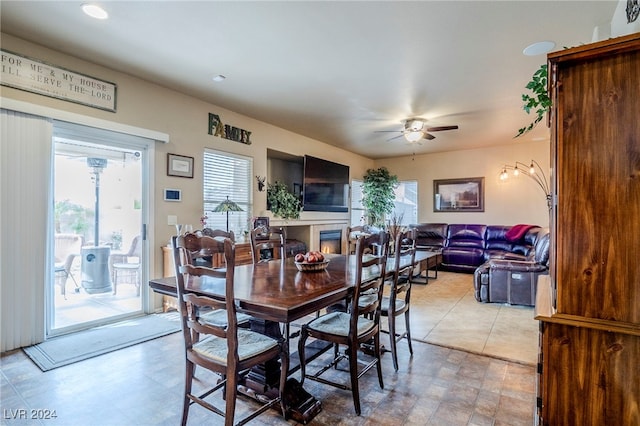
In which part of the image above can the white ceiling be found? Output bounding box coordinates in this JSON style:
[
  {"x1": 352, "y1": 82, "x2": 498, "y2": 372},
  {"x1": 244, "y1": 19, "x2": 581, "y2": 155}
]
[{"x1": 0, "y1": 1, "x2": 618, "y2": 159}]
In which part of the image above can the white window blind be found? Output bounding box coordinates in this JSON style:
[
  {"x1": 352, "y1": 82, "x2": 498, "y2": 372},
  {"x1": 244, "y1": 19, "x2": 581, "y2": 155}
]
[
  {"x1": 350, "y1": 179, "x2": 417, "y2": 227},
  {"x1": 203, "y1": 149, "x2": 252, "y2": 235},
  {"x1": 350, "y1": 179, "x2": 365, "y2": 226},
  {"x1": 393, "y1": 180, "x2": 418, "y2": 225}
]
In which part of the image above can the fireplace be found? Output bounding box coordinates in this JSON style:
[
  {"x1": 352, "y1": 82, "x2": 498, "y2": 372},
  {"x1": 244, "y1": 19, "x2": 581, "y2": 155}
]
[{"x1": 319, "y1": 230, "x2": 342, "y2": 254}]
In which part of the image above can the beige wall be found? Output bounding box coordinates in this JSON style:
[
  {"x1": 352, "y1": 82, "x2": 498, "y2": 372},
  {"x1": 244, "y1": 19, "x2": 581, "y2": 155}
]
[
  {"x1": 0, "y1": 33, "x2": 373, "y2": 288},
  {"x1": 1, "y1": 33, "x2": 551, "y2": 295},
  {"x1": 375, "y1": 139, "x2": 551, "y2": 227}
]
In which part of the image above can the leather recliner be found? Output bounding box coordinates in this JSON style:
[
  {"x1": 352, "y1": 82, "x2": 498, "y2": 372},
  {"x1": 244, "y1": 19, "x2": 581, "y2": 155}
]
[{"x1": 473, "y1": 230, "x2": 550, "y2": 306}]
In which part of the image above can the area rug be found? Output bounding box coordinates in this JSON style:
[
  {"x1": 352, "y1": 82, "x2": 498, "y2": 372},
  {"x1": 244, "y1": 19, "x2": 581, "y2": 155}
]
[{"x1": 23, "y1": 313, "x2": 181, "y2": 371}]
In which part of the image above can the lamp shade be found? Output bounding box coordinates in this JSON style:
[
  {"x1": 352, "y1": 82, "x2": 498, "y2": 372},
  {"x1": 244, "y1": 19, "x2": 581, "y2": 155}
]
[
  {"x1": 213, "y1": 196, "x2": 243, "y2": 232},
  {"x1": 213, "y1": 196, "x2": 243, "y2": 212}
]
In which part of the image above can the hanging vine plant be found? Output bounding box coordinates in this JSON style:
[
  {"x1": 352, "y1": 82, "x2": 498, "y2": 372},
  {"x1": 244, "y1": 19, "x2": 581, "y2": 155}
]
[
  {"x1": 515, "y1": 64, "x2": 552, "y2": 137},
  {"x1": 267, "y1": 181, "x2": 301, "y2": 220},
  {"x1": 362, "y1": 167, "x2": 398, "y2": 228}
]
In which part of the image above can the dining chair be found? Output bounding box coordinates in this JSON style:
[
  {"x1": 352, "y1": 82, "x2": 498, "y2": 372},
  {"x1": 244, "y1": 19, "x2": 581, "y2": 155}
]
[
  {"x1": 327, "y1": 227, "x2": 384, "y2": 314},
  {"x1": 297, "y1": 231, "x2": 389, "y2": 416},
  {"x1": 54, "y1": 233, "x2": 83, "y2": 298},
  {"x1": 201, "y1": 228, "x2": 236, "y2": 241},
  {"x1": 110, "y1": 235, "x2": 141, "y2": 296},
  {"x1": 177, "y1": 232, "x2": 251, "y2": 329},
  {"x1": 250, "y1": 226, "x2": 286, "y2": 264},
  {"x1": 198, "y1": 228, "x2": 235, "y2": 268},
  {"x1": 172, "y1": 234, "x2": 289, "y2": 426},
  {"x1": 382, "y1": 228, "x2": 417, "y2": 371}
]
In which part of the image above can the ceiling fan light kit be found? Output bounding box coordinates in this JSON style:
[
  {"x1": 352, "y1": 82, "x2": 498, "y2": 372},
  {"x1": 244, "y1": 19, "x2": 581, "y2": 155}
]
[
  {"x1": 404, "y1": 130, "x2": 424, "y2": 142},
  {"x1": 374, "y1": 117, "x2": 459, "y2": 143}
]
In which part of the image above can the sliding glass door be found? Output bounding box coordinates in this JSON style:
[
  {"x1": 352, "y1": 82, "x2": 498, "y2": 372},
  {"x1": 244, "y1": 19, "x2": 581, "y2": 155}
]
[{"x1": 49, "y1": 123, "x2": 150, "y2": 336}]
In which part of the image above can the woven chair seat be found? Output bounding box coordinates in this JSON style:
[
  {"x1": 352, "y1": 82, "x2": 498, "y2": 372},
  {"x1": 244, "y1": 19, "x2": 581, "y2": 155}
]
[
  {"x1": 200, "y1": 309, "x2": 252, "y2": 328},
  {"x1": 307, "y1": 311, "x2": 375, "y2": 337},
  {"x1": 381, "y1": 297, "x2": 406, "y2": 314},
  {"x1": 193, "y1": 328, "x2": 279, "y2": 364}
]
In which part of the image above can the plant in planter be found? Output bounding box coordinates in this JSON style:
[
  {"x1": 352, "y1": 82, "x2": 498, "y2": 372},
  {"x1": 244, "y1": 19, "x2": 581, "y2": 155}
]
[
  {"x1": 515, "y1": 63, "x2": 551, "y2": 137},
  {"x1": 362, "y1": 167, "x2": 398, "y2": 228},
  {"x1": 267, "y1": 181, "x2": 302, "y2": 220}
]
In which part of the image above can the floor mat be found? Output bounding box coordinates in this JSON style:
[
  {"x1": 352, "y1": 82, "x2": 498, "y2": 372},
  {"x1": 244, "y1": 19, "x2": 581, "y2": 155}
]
[{"x1": 23, "y1": 313, "x2": 180, "y2": 371}]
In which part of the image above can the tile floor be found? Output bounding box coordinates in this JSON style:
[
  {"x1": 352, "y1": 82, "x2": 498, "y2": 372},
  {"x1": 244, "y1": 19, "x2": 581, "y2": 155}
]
[
  {"x1": 408, "y1": 271, "x2": 538, "y2": 365},
  {"x1": 1, "y1": 272, "x2": 538, "y2": 425}
]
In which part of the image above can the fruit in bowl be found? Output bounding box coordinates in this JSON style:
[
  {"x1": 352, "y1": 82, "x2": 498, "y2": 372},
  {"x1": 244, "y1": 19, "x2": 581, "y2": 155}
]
[
  {"x1": 294, "y1": 251, "x2": 328, "y2": 271},
  {"x1": 295, "y1": 251, "x2": 325, "y2": 263}
]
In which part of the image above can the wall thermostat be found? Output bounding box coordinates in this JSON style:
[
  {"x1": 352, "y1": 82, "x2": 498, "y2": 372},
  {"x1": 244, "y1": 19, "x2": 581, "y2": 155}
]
[{"x1": 164, "y1": 188, "x2": 182, "y2": 202}]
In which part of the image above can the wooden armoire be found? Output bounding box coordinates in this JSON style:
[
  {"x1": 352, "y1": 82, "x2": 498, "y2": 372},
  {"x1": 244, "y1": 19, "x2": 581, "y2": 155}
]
[{"x1": 535, "y1": 33, "x2": 640, "y2": 425}]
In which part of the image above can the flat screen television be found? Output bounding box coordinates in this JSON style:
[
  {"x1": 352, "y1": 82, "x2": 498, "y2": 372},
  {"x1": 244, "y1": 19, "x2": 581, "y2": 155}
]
[{"x1": 303, "y1": 155, "x2": 350, "y2": 212}]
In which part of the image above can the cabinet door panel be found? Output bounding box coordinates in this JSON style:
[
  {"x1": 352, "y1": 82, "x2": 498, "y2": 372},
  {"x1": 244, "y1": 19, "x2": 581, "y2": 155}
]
[
  {"x1": 540, "y1": 324, "x2": 640, "y2": 425},
  {"x1": 554, "y1": 48, "x2": 640, "y2": 323}
]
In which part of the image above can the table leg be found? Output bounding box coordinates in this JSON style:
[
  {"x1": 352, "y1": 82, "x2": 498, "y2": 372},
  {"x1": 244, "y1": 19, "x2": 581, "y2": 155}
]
[{"x1": 244, "y1": 318, "x2": 323, "y2": 423}]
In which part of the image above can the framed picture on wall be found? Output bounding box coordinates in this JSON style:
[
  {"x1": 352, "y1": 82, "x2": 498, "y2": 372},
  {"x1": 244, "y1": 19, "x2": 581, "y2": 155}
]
[
  {"x1": 434, "y1": 177, "x2": 484, "y2": 212},
  {"x1": 167, "y1": 153, "x2": 194, "y2": 178}
]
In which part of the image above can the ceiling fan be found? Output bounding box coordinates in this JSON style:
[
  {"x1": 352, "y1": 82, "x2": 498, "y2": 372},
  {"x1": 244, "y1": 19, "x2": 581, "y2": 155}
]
[{"x1": 376, "y1": 118, "x2": 459, "y2": 142}]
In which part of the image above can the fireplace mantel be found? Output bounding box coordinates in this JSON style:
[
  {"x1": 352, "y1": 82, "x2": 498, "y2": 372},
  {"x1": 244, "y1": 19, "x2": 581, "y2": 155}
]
[{"x1": 270, "y1": 219, "x2": 349, "y2": 253}]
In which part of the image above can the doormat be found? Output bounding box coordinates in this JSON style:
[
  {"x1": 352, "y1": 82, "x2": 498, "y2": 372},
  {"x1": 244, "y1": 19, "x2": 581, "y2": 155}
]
[{"x1": 23, "y1": 313, "x2": 181, "y2": 371}]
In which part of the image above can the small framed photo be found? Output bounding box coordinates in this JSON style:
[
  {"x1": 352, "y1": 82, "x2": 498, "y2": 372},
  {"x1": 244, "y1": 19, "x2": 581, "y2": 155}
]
[
  {"x1": 434, "y1": 177, "x2": 485, "y2": 212},
  {"x1": 254, "y1": 216, "x2": 269, "y2": 229},
  {"x1": 167, "y1": 153, "x2": 194, "y2": 178},
  {"x1": 253, "y1": 216, "x2": 270, "y2": 239}
]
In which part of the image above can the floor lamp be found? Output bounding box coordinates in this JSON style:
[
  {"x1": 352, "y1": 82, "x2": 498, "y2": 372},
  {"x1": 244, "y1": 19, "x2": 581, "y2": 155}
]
[{"x1": 213, "y1": 196, "x2": 244, "y2": 232}]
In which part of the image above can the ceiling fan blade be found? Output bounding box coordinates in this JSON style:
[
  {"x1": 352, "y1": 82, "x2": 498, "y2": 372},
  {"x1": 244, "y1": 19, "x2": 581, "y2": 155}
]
[
  {"x1": 423, "y1": 133, "x2": 436, "y2": 140},
  {"x1": 374, "y1": 130, "x2": 402, "y2": 133},
  {"x1": 426, "y1": 125, "x2": 459, "y2": 132},
  {"x1": 386, "y1": 134, "x2": 405, "y2": 142}
]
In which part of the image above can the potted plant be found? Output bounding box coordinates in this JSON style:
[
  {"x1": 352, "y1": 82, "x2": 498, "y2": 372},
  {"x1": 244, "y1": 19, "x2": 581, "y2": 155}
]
[
  {"x1": 267, "y1": 181, "x2": 302, "y2": 220},
  {"x1": 362, "y1": 167, "x2": 398, "y2": 228},
  {"x1": 515, "y1": 64, "x2": 551, "y2": 137}
]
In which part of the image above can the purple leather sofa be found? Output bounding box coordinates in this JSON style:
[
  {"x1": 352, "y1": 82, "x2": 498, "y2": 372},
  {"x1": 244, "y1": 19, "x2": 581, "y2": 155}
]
[{"x1": 410, "y1": 223, "x2": 545, "y2": 273}]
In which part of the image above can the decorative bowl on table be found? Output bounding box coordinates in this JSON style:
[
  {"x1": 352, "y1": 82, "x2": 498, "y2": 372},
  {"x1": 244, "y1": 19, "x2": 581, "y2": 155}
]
[{"x1": 295, "y1": 260, "x2": 330, "y2": 272}]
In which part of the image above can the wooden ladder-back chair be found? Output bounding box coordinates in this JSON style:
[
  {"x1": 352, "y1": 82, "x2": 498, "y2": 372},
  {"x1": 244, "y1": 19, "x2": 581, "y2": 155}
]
[
  {"x1": 201, "y1": 228, "x2": 235, "y2": 241},
  {"x1": 172, "y1": 234, "x2": 288, "y2": 426},
  {"x1": 297, "y1": 231, "x2": 389, "y2": 415},
  {"x1": 249, "y1": 226, "x2": 286, "y2": 264},
  {"x1": 177, "y1": 232, "x2": 251, "y2": 330},
  {"x1": 382, "y1": 228, "x2": 417, "y2": 371}
]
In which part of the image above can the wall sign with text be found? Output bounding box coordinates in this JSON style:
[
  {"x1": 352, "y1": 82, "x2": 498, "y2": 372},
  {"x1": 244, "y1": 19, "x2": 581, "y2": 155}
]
[
  {"x1": 208, "y1": 112, "x2": 252, "y2": 145},
  {"x1": 1, "y1": 49, "x2": 117, "y2": 112}
]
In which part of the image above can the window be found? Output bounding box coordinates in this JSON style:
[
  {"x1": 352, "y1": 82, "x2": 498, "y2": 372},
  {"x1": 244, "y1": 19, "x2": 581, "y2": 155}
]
[
  {"x1": 350, "y1": 179, "x2": 365, "y2": 226},
  {"x1": 203, "y1": 149, "x2": 252, "y2": 235},
  {"x1": 392, "y1": 180, "x2": 418, "y2": 225},
  {"x1": 350, "y1": 179, "x2": 417, "y2": 226}
]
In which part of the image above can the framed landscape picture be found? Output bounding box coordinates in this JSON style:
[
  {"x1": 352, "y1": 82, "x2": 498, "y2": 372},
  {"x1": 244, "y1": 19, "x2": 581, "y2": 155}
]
[{"x1": 434, "y1": 177, "x2": 484, "y2": 212}]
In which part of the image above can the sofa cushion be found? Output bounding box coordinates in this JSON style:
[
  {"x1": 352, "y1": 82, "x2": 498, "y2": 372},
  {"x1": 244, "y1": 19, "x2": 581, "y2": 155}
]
[
  {"x1": 411, "y1": 223, "x2": 448, "y2": 250},
  {"x1": 442, "y1": 247, "x2": 485, "y2": 268},
  {"x1": 446, "y1": 224, "x2": 486, "y2": 249},
  {"x1": 485, "y1": 225, "x2": 513, "y2": 252},
  {"x1": 533, "y1": 231, "x2": 550, "y2": 265}
]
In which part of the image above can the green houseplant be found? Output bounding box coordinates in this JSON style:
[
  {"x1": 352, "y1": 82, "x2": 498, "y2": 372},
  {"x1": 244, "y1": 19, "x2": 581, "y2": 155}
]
[
  {"x1": 362, "y1": 167, "x2": 398, "y2": 228},
  {"x1": 515, "y1": 64, "x2": 551, "y2": 137},
  {"x1": 267, "y1": 181, "x2": 302, "y2": 220}
]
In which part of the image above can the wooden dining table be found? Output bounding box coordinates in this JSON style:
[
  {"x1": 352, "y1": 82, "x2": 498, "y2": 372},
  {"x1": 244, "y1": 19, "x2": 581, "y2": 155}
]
[{"x1": 148, "y1": 251, "x2": 431, "y2": 422}]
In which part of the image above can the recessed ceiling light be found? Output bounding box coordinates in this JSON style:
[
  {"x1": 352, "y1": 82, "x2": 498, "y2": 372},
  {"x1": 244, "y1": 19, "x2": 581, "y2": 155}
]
[
  {"x1": 212, "y1": 75, "x2": 226, "y2": 82},
  {"x1": 82, "y1": 3, "x2": 109, "y2": 20},
  {"x1": 523, "y1": 41, "x2": 556, "y2": 56}
]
